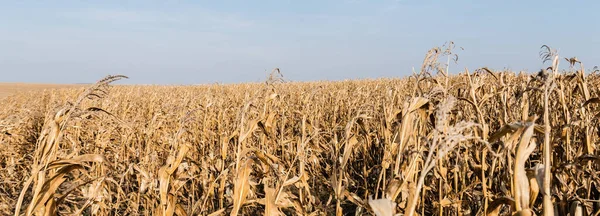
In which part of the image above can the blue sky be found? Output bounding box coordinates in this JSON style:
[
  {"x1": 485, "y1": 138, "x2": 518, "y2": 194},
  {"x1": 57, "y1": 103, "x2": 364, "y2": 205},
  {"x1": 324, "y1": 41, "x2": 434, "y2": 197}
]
[{"x1": 1, "y1": 0, "x2": 598, "y2": 84}]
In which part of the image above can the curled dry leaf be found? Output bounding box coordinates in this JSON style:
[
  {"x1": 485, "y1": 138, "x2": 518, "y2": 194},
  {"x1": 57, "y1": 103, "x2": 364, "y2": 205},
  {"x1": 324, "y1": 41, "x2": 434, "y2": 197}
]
[{"x1": 368, "y1": 196, "x2": 397, "y2": 216}]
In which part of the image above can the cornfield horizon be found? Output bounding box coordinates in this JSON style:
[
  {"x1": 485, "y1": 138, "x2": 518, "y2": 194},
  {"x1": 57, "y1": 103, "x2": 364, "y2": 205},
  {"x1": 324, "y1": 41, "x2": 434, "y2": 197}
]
[{"x1": 2, "y1": 44, "x2": 600, "y2": 215}]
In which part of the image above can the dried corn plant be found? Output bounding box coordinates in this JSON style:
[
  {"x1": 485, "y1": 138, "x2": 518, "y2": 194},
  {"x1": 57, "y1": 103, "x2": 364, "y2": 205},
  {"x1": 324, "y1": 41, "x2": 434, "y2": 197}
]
[{"x1": 1, "y1": 44, "x2": 600, "y2": 216}]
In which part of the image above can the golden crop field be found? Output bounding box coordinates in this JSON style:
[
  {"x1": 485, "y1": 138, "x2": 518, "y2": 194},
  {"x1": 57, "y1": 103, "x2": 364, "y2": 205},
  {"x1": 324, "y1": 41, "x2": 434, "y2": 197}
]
[
  {"x1": 1, "y1": 46, "x2": 600, "y2": 215},
  {"x1": 0, "y1": 83, "x2": 86, "y2": 100}
]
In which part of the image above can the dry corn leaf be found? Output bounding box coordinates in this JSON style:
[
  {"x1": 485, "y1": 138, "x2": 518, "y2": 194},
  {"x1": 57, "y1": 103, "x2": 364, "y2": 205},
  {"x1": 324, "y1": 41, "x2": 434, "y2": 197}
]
[
  {"x1": 513, "y1": 119, "x2": 536, "y2": 211},
  {"x1": 231, "y1": 159, "x2": 254, "y2": 216},
  {"x1": 368, "y1": 196, "x2": 396, "y2": 216},
  {"x1": 28, "y1": 164, "x2": 85, "y2": 215},
  {"x1": 264, "y1": 187, "x2": 283, "y2": 216},
  {"x1": 486, "y1": 196, "x2": 515, "y2": 216}
]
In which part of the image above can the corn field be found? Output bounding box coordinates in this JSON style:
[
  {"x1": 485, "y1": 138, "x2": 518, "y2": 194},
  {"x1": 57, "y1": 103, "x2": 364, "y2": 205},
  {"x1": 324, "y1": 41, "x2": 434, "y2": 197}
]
[{"x1": 1, "y1": 45, "x2": 600, "y2": 215}]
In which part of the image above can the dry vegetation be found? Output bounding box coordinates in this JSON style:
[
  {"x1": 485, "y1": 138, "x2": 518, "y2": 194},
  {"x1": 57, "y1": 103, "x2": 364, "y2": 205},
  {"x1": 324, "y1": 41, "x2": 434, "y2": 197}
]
[
  {"x1": 0, "y1": 83, "x2": 86, "y2": 100},
  {"x1": 1, "y1": 44, "x2": 600, "y2": 215}
]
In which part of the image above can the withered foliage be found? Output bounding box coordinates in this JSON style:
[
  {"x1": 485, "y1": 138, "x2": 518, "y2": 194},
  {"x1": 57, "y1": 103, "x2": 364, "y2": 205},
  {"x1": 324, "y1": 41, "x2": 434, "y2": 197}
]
[{"x1": 1, "y1": 45, "x2": 599, "y2": 215}]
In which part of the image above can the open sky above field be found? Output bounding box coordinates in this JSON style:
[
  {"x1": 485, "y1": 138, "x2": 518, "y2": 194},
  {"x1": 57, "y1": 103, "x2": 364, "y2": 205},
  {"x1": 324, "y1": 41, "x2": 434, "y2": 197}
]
[{"x1": 1, "y1": 0, "x2": 599, "y2": 84}]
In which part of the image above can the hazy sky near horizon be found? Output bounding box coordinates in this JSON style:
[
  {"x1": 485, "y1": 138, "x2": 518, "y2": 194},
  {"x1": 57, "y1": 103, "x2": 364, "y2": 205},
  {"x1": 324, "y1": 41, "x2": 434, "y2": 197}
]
[{"x1": 1, "y1": 0, "x2": 599, "y2": 84}]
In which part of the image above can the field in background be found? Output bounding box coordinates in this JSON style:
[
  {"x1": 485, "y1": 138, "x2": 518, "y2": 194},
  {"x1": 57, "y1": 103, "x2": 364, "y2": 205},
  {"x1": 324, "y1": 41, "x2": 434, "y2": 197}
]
[
  {"x1": 1, "y1": 45, "x2": 600, "y2": 215},
  {"x1": 0, "y1": 83, "x2": 86, "y2": 100}
]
